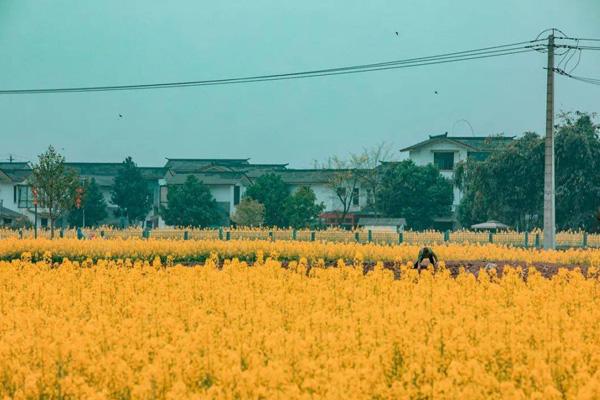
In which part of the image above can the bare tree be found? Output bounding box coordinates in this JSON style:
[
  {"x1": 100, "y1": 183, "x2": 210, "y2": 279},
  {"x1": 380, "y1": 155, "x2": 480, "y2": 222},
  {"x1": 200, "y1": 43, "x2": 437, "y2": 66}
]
[{"x1": 318, "y1": 142, "x2": 395, "y2": 225}]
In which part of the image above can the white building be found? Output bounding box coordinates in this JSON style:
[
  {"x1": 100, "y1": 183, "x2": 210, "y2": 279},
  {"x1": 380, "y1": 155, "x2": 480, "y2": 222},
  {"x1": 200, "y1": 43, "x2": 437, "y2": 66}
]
[
  {"x1": 400, "y1": 132, "x2": 514, "y2": 228},
  {"x1": 2, "y1": 157, "x2": 373, "y2": 229},
  {"x1": 162, "y1": 159, "x2": 371, "y2": 227},
  {"x1": 0, "y1": 162, "x2": 36, "y2": 227}
]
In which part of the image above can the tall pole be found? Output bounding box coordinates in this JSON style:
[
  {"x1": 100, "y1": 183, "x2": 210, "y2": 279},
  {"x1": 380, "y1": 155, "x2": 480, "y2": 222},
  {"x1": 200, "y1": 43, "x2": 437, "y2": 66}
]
[{"x1": 543, "y1": 34, "x2": 556, "y2": 249}]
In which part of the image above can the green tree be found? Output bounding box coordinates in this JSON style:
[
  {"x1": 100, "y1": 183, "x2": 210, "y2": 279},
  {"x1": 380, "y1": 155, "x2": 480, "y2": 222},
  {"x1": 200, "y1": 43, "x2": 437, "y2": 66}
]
[
  {"x1": 376, "y1": 160, "x2": 453, "y2": 230},
  {"x1": 30, "y1": 146, "x2": 80, "y2": 238},
  {"x1": 455, "y1": 132, "x2": 544, "y2": 229},
  {"x1": 285, "y1": 186, "x2": 325, "y2": 228},
  {"x1": 231, "y1": 197, "x2": 265, "y2": 227},
  {"x1": 67, "y1": 178, "x2": 108, "y2": 227},
  {"x1": 111, "y1": 157, "x2": 151, "y2": 225},
  {"x1": 456, "y1": 112, "x2": 600, "y2": 231},
  {"x1": 555, "y1": 112, "x2": 600, "y2": 231},
  {"x1": 245, "y1": 173, "x2": 290, "y2": 227},
  {"x1": 161, "y1": 175, "x2": 221, "y2": 227}
]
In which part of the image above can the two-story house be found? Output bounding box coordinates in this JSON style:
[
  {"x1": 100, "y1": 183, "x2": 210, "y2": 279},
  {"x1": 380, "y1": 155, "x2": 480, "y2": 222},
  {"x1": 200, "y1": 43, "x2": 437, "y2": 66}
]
[
  {"x1": 401, "y1": 132, "x2": 514, "y2": 228},
  {"x1": 0, "y1": 162, "x2": 35, "y2": 227}
]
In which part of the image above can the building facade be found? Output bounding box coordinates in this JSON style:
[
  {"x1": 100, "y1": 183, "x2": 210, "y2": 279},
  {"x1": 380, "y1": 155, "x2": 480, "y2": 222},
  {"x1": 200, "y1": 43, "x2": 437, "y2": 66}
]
[
  {"x1": 0, "y1": 158, "x2": 371, "y2": 229},
  {"x1": 401, "y1": 132, "x2": 514, "y2": 228}
]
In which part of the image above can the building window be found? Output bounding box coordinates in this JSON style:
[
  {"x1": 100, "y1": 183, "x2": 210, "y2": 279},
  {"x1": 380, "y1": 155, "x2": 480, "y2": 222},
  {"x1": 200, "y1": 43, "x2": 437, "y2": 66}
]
[
  {"x1": 233, "y1": 185, "x2": 241, "y2": 206},
  {"x1": 17, "y1": 186, "x2": 34, "y2": 208},
  {"x1": 352, "y1": 188, "x2": 359, "y2": 206},
  {"x1": 433, "y1": 152, "x2": 455, "y2": 171},
  {"x1": 40, "y1": 218, "x2": 48, "y2": 228}
]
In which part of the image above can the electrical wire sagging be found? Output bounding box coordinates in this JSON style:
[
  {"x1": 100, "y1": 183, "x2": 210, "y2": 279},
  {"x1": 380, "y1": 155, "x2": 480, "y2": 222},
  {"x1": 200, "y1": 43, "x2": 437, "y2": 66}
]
[{"x1": 0, "y1": 40, "x2": 546, "y2": 95}]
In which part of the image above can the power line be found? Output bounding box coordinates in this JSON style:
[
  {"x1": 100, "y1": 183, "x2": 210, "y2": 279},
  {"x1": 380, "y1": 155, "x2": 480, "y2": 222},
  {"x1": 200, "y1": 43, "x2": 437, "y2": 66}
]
[
  {"x1": 0, "y1": 40, "x2": 544, "y2": 95},
  {"x1": 554, "y1": 68, "x2": 600, "y2": 86}
]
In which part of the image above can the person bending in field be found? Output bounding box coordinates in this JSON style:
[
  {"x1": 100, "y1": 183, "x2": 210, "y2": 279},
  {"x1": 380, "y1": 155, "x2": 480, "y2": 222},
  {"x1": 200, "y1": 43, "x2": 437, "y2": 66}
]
[{"x1": 413, "y1": 247, "x2": 438, "y2": 271}]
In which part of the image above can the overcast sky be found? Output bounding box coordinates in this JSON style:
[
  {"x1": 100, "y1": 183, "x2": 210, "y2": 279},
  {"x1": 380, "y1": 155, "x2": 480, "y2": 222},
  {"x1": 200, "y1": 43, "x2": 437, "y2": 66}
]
[{"x1": 0, "y1": 0, "x2": 599, "y2": 167}]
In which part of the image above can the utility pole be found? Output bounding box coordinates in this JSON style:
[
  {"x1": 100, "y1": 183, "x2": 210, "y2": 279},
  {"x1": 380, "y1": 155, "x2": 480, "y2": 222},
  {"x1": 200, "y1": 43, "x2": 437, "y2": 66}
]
[{"x1": 543, "y1": 33, "x2": 556, "y2": 249}]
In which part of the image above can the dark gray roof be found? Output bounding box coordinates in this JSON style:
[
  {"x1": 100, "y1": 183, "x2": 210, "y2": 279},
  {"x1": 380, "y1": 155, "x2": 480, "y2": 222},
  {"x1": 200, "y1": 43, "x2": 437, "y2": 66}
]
[
  {"x1": 165, "y1": 159, "x2": 251, "y2": 172},
  {"x1": 64, "y1": 163, "x2": 166, "y2": 186},
  {"x1": 0, "y1": 169, "x2": 32, "y2": 183},
  {"x1": 164, "y1": 159, "x2": 289, "y2": 175},
  {"x1": 165, "y1": 168, "x2": 359, "y2": 186},
  {"x1": 166, "y1": 171, "x2": 250, "y2": 186},
  {"x1": 400, "y1": 133, "x2": 514, "y2": 152},
  {"x1": 0, "y1": 162, "x2": 32, "y2": 183},
  {"x1": 358, "y1": 218, "x2": 406, "y2": 226},
  {"x1": 139, "y1": 167, "x2": 168, "y2": 180},
  {"x1": 0, "y1": 205, "x2": 25, "y2": 219},
  {"x1": 0, "y1": 162, "x2": 31, "y2": 171}
]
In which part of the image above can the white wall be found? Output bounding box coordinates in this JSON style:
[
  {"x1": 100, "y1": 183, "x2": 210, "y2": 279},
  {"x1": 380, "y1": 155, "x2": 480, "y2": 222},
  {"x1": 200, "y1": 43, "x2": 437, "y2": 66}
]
[
  {"x1": 289, "y1": 183, "x2": 367, "y2": 213},
  {"x1": 407, "y1": 141, "x2": 469, "y2": 209},
  {"x1": 0, "y1": 182, "x2": 15, "y2": 211}
]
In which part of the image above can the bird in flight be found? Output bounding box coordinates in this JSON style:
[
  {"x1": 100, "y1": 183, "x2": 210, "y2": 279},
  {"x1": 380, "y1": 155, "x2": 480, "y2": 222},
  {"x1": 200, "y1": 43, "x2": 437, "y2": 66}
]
[
  {"x1": 118, "y1": 114, "x2": 123, "y2": 118},
  {"x1": 395, "y1": 32, "x2": 399, "y2": 36},
  {"x1": 434, "y1": 91, "x2": 438, "y2": 95}
]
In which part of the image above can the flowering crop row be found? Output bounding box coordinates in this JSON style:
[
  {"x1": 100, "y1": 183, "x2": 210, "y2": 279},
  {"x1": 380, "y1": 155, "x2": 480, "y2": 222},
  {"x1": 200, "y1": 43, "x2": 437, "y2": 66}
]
[
  {"x1": 0, "y1": 238, "x2": 599, "y2": 267},
  {"x1": 1, "y1": 228, "x2": 599, "y2": 248},
  {"x1": 0, "y1": 257, "x2": 598, "y2": 399}
]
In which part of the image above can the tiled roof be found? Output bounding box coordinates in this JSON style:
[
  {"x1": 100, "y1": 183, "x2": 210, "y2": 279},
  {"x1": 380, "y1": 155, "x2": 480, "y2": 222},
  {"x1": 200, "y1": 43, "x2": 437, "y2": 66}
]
[
  {"x1": 165, "y1": 171, "x2": 250, "y2": 186},
  {"x1": 64, "y1": 163, "x2": 166, "y2": 186},
  {"x1": 0, "y1": 162, "x2": 32, "y2": 183},
  {"x1": 400, "y1": 133, "x2": 514, "y2": 152},
  {"x1": 0, "y1": 169, "x2": 32, "y2": 183},
  {"x1": 165, "y1": 159, "x2": 251, "y2": 172},
  {"x1": 0, "y1": 162, "x2": 31, "y2": 171},
  {"x1": 65, "y1": 162, "x2": 125, "y2": 176},
  {"x1": 0, "y1": 205, "x2": 25, "y2": 219}
]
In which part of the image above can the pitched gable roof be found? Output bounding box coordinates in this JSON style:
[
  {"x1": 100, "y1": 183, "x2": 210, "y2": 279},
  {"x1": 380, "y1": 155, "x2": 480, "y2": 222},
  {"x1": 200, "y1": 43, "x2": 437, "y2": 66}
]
[
  {"x1": 400, "y1": 133, "x2": 514, "y2": 152},
  {"x1": 165, "y1": 159, "x2": 251, "y2": 173},
  {"x1": 64, "y1": 162, "x2": 166, "y2": 186}
]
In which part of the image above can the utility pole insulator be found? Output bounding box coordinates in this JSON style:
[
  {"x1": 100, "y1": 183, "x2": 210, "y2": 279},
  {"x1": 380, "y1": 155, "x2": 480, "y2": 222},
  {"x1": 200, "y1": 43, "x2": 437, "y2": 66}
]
[{"x1": 543, "y1": 34, "x2": 556, "y2": 250}]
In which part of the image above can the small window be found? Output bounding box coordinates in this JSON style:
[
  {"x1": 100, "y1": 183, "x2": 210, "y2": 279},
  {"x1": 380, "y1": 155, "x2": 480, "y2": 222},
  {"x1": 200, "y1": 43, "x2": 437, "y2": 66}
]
[
  {"x1": 40, "y1": 218, "x2": 48, "y2": 228},
  {"x1": 17, "y1": 186, "x2": 34, "y2": 208},
  {"x1": 434, "y1": 152, "x2": 455, "y2": 171},
  {"x1": 233, "y1": 185, "x2": 241, "y2": 206},
  {"x1": 336, "y1": 187, "x2": 346, "y2": 197},
  {"x1": 352, "y1": 188, "x2": 359, "y2": 206},
  {"x1": 3, "y1": 218, "x2": 12, "y2": 225}
]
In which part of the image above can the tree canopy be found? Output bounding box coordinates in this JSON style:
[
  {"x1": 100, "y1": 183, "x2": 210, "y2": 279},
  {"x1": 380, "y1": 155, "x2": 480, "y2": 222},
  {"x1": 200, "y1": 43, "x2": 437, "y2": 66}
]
[
  {"x1": 161, "y1": 175, "x2": 222, "y2": 227},
  {"x1": 30, "y1": 146, "x2": 80, "y2": 237},
  {"x1": 111, "y1": 157, "x2": 151, "y2": 225},
  {"x1": 456, "y1": 112, "x2": 600, "y2": 231},
  {"x1": 244, "y1": 173, "x2": 291, "y2": 227},
  {"x1": 376, "y1": 160, "x2": 453, "y2": 230},
  {"x1": 67, "y1": 178, "x2": 108, "y2": 227},
  {"x1": 231, "y1": 198, "x2": 265, "y2": 227},
  {"x1": 285, "y1": 186, "x2": 325, "y2": 229}
]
